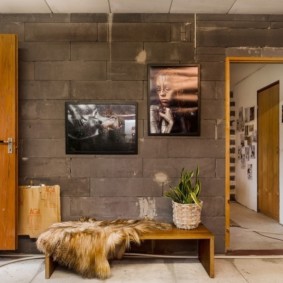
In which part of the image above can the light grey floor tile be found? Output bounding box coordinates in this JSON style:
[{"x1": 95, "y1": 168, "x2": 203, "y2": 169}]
[{"x1": 232, "y1": 258, "x2": 283, "y2": 283}]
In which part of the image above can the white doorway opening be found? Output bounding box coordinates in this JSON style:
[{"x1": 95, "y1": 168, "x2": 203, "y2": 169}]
[{"x1": 225, "y1": 58, "x2": 283, "y2": 253}]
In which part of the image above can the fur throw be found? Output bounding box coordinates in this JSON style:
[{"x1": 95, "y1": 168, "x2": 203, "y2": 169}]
[{"x1": 36, "y1": 218, "x2": 172, "y2": 279}]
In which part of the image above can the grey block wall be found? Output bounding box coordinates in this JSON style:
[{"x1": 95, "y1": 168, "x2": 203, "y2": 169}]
[{"x1": 3, "y1": 13, "x2": 283, "y2": 254}]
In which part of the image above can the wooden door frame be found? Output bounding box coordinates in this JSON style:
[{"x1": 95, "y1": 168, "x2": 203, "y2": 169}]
[{"x1": 225, "y1": 57, "x2": 283, "y2": 252}]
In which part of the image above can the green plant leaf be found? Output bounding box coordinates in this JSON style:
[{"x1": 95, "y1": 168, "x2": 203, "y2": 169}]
[{"x1": 164, "y1": 166, "x2": 201, "y2": 205}]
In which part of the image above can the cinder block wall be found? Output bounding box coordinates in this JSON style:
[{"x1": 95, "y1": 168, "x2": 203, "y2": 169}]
[{"x1": 3, "y1": 13, "x2": 283, "y2": 254}]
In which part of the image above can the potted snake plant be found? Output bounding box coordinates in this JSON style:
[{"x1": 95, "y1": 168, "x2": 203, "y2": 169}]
[{"x1": 164, "y1": 166, "x2": 202, "y2": 229}]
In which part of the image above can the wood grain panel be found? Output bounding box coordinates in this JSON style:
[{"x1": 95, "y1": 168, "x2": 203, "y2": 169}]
[
  {"x1": 258, "y1": 82, "x2": 279, "y2": 221},
  {"x1": 0, "y1": 34, "x2": 18, "y2": 250}
]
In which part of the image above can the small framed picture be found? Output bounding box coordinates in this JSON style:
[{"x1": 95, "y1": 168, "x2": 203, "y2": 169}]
[
  {"x1": 65, "y1": 102, "x2": 138, "y2": 154},
  {"x1": 148, "y1": 64, "x2": 200, "y2": 136}
]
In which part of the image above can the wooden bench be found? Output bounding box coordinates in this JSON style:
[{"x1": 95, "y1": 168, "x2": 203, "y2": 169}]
[{"x1": 45, "y1": 223, "x2": 214, "y2": 279}]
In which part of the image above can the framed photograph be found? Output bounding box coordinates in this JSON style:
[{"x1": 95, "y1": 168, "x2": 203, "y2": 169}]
[
  {"x1": 148, "y1": 64, "x2": 200, "y2": 136},
  {"x1": 65, "y1": 102, "x2": 138, "y2": 154}
]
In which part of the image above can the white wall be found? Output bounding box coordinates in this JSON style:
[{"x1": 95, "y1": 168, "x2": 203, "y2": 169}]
[{"x1": 233, "y1": 64, "x2": 283, "y2": 224}]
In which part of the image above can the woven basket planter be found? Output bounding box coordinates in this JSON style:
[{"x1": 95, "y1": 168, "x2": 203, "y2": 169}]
[{"x1": 172, "y1": 201, "x2": 203, "y2": 230}]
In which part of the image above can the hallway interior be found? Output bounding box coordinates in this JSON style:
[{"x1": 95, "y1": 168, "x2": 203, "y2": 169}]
[{"x1": 229, "y1": 201, "x2": 283, "y2": 254}]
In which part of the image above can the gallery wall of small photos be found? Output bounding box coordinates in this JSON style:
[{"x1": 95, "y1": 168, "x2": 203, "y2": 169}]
[{"x1": 236, "y1": 105, "x2": 257, "y2": 180}]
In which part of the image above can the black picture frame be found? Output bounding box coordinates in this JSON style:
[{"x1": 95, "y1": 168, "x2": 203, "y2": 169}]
[
  {"x1": 148, "y1": 64, "x2": 200, "y2": 136},
  {"x1": 65, "y1": 101, "x2": 138, "y2": 154}
]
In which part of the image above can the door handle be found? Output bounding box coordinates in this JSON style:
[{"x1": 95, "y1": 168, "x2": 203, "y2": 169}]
[{"x1": 0, "y1": 138, "x2": 13, "y2": 153}]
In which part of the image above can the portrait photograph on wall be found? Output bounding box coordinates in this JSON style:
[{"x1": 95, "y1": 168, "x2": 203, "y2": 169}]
[
  {"x1": 65, "y1": 102, "x2": 138, "y2": 154},
  {"x1": 148, "y1": 64, "x2": 200, "y2": 136}
]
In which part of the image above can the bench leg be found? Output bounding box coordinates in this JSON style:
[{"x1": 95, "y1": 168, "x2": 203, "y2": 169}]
[
  {"x1": 45, "y1": 255, "x2": 56, "y2": 279},
  {"x1": 198, "y1": 238, "x2": 214, "y2": 278}
]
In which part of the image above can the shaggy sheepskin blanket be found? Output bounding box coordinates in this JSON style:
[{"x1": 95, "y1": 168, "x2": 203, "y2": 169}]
[{"x1": 36, "y1": 218, "x2": 172, "y2": 279}]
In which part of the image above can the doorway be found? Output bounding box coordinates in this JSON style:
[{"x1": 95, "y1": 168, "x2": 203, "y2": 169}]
[{"x1": 225, "y1": 57, "x2": 283, "y2": 253}]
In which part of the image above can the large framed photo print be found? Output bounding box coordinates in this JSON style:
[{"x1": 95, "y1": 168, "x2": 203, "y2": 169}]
[
  {"x1": 65, "y1": 102, "x2": 138, "y2": 154},
  {"x1": 148, "y1": 64, "x2": 200, "y2": 136}
]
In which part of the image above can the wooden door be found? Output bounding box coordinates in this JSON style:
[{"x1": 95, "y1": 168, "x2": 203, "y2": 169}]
[
  {"x1": 257, "y1": 82, "x2": 279, "y2": 221},
  {"x1": 0, "y1": 34, "x2": 18, "y2": 250}
]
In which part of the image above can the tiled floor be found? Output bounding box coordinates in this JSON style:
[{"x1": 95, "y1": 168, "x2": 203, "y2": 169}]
[
  {"x1": 229, "y1": 201, "x2": 283, "y2": 252},
  {"x1": 1, "y1": 256, "x2": 283, "y2": 283},
  {"x1": 1, "y1": 202, "x2": 283, "y2": 282}
]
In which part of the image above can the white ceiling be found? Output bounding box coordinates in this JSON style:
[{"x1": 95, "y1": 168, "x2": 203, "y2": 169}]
[{"x1": 1, "y1": 0, "x2": 283, "y2": 14}]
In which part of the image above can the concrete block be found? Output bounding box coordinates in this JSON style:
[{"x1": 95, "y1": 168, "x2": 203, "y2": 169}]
[
  {"x1": 198, "y1": 19, "x2": 269, "y2": 29},
  {"x1": 112, "y1": 14, "x2": 143, "y2": 23},
  {"x1": 144, "y1": 42, "x2": 194, "y2": 62},
  {"x1": 19, "y1": 120, "x2": 65, "y2": 139},
  {"x1": 71, "y1": 42, "x2": 109, "y2": 60},
  {"x1": 94, "y1": 158, "x2": 142, "y2": 178},
  {"x1": 139, "y1": 95, "x2": 147, "y2": 120},
  {"x1": 70, "y1": 158, "x2": 93, "y2": 178},
  {"x1": 269, "y1": 15, "x2": 283, "y2": 22},
  {"x1": 61, "y1": 197, "x2": 71, "y2": 220},
  {"x1": 171, "y1": 23, "x2": 192, "y2": 42},
  {"x1": 25, "y1": 23, "x2": 98, "y2": 41},
  {"x1": 201, "y1": 196, "x2": 225, "y2": 217},
  {"x1": 59, "y1": 178, "x2": 90, "y2": 197},
  {"x1": 143, "y1": 14, "x2": 194, "y2": 23},
  {"x1": 201, "y1": 62, "x2": 225, "y2": 81},
  {"x1": 71, "y1": 81, "x2": 143, "y2": 100},
  {"x1": 111, "y1": 42, "x2": 143, "y2": 61},
  {"x1": 17, "y1": 237, "x2": 38, "y2": 254},
  {"x1": 19, "y1": 138, "x2": 65, "y2": 158},
  {"x1": 136, "y1": 196, "x2": 172, "y2": 221},
  {"x1": 197, "y1": 54, "x2": 225, "y2": 62},
  {"x1": 0, "y1": 22, "x2": 24, "y2": 41},
  {"x1": 70, "y1": 197, "x2": 140, "y2": 219},
  {"x1": 98, "y1": 23, "x2": 108, "y2": 41},
  {"x1": 262, "y1": 47, "x2": 283, "y2": 57},
  {"x1": 153, "y1": 197, "x2": 172, "y2": 222},
  {"x1": 201, "y1": 119, "x2": 225, "y2": 140},
  {"x1": 109, "y1": 62, "x2": 146, "y2": 80},
  {"x1": 198, "y1": 27, "x2": 283, "y2": 47},
  {"x1": 168, "y1": 139, "x2": 225, "y2": 158},
  {"x1": 201, "y1": 81, "x2": 225, "y2": 100},
  {"x1": 19, "y1": 62, "x2": 34, "y2": 81},
  {"x1": 90, "y1": 178, "x2": 162, "y2": 197},
  {"x1": 19, "y1": 157, "x2": 70, "y2": 178},
  {"x1": 201, "y1": 98, "x2": 224, "y2": 119},
  {"x1": 19, "y1": 81, "x2": 70, "y2": 100},
  {"x1": 201, "y1": 216, "x2": 225, "y2": 235},
  {"x1": 111, "y1": 23, "x2": 170, "y2": 42},
  {"x1": 91, "y1": 178, "x2": 142, "y2": 197},
  {"x1": 18, "y1": 177, "x2": 90, "y2": 197},
  {"x1": 35, "y1": 61, "x2": 106, "y2": 80},
  {"x1": 216, "y1": 158, "x2": 225, "y2": 178},
  {"x1": 71, "y1": 157, "x2": 143, "y2": 178},
  {"x1": 200, "y1": 178, "x2": 225, "y2": 197},
  {"x1": 71, "y1": 14, "x2": 108, "y2": 23},
  {"x1": 0, "y1": 14, "x2": 70, "y2": 23},
  {"x1": 197, "y1": 47, "x2": 225, "y2": 55},
  {"x1": 226, "y1": 47, "x2": 261, "y2": 57},
  {"x1": 19, "y1": 100, "x2": 65, "y2": 120},
  {"x1": 143, "y1": 158, "x2": 216, "y2": 178},
  {"x1": 19, "y1": 42, "x2": 70, "y2": 61},
  {"x1": 214, "y1": 234, "x2": 225, "y2": 254},
  {"x1": 139, "y1": 138, "x2": 168, "y2": 158}
]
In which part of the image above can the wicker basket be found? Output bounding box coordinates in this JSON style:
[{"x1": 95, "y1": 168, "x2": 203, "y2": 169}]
[{"x1": 172, "y1": 200, "x2": 203, "y2": 230}]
